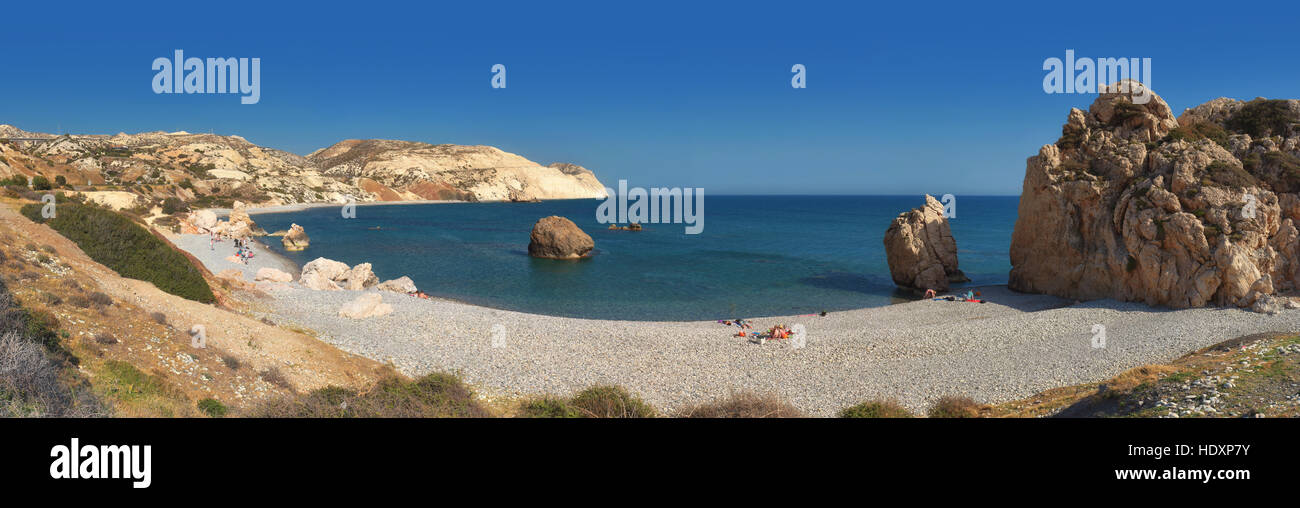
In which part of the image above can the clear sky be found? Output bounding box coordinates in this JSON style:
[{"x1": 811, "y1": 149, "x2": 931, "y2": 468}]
[{"x1": 1, "y1": 1, "x2": 1297, "y2": 195}]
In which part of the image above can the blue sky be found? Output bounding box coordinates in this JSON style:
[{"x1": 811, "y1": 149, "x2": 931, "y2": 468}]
[{"x1": 1, "y1": 1, "x2": 1297, "y2": 195}]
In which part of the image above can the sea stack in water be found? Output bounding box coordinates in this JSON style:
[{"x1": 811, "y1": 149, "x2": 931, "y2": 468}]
[
  {"x1": 1009, "y1": 81, "x2": 1300, "y2": 311},
  {"x1": 883, "y1": 194, "x2": 968, "y2": 292},
  {"x1": 528, "y1": 216, "x2": 594, "y2": 259},
  {"x1": 282, "y1": 223, "x2": 310, "y2": 251}
]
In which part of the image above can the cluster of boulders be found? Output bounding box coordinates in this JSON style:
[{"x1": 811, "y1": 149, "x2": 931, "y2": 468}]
[
  {"x1": 528, "y1": 216, "x2": 594, "y2": 259},
  {"x1": 883, "y1": 194, "x2": 969, "y2": 293},
  {"x1": 299, "y1": 258, "x2": 379, "y2": 291},
  {"x1": 1009, "y1": 81, "x2": 1300, "y2": 312},
  {"x1": 181, "y1": 201, "x2": 264, "y2": 239}
]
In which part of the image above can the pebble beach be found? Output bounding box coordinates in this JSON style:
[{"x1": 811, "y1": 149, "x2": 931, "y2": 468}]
[{"x1": 172, "y1": 233, "x2": 1300, "y2": 416}]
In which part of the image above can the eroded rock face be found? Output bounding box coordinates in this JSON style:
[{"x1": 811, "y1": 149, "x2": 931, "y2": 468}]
[
  {"x1": 528, "y1": 216, "x2": 594, "y2": 259},
  {"x1": 1010, "y1": 82, "x2": 1300, "y2": 310},
  {"x1": 883, "y1": 194, "x2": 968, "y2": 292},
  {"x1": 282, "y1": 223, "x2": 309, "y2": 251}
]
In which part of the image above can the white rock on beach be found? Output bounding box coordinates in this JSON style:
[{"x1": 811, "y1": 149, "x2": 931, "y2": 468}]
[
  {"x1": 340, "y1": 263, "x2": 380, "y2": 290},
  {"x1": 338, "y1": 293, "x2": 393, "y2": 319},
  {"x1": 377, "y1": 276, "x2": 418, "y2": 294},
  {"x1": 255, "y1": 267, "x2": 294, "y2": 283},
  {"x1": 301, "y1": 271, "x2": 342, "y2": 291},
  {"x1": 301, "y1": 257, "x2": 350, "y2": 282}
]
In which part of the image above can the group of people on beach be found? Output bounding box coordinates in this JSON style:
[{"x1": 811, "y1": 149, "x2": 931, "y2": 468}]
[{"x1": 210, "y1": 233, "x2": 256, "y2": 264}]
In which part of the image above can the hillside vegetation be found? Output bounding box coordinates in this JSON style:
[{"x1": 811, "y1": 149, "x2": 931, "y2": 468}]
[{"x1": 20, "y1": 202, "x2": 214, "y2": 303}]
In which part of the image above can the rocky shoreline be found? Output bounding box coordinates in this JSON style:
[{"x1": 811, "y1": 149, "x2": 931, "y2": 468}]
[{"x1": 170, "y1": 231, "x2": 1300, "y2": 416}]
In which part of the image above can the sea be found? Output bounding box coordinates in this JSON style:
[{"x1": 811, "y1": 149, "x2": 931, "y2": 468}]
[{"x1": 253, "y1": 195, "x2": 1020, "y2": 321}]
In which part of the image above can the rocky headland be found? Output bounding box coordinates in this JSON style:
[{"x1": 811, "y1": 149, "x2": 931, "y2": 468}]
[{"x1": 1010, "y1": 81, "x2": 1300, "y2": 313}]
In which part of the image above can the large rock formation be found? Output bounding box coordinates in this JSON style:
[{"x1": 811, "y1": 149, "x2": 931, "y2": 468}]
[
  {"x1": 1010, "y1": 81, "x2": 1300, "y2": 311},
  {"x1": 528, "y1": 216, "x2": 594, "y2": 259},
  {"x1": 281, "y1": 223, "x2": 309, "y2": 251},
  {"x1": 883, "y1": 194, "x2": 968, "y2": 292}
]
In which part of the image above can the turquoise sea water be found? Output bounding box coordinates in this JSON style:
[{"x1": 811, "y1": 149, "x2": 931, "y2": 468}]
[{"x1": 253, "y1": 195, "x2": 1019, "y2": 320}]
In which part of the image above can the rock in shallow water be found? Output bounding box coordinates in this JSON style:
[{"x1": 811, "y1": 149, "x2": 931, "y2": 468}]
[
  {"x1": 528, "y1": 216, "x2": 594, "y2": 259},
  {"x1": 883, "y1": 194, "x2": 967, "y2": 292}
]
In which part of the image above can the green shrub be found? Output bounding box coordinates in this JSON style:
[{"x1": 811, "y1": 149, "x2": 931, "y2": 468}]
[
  {"x1": 19, "y1": 203, "x2": 214, "y2": 303},
  {"x1": 161, "y1": 197, "x2": 187, "y2": 215},
  {"x1": 100, "y1": 360, "x2": 168, "y2": 402},
  {"x1": 1164, "y1": 121, "x2": 1230, "y2": 149},
  {"x1": 569, "y1": 385, "x2": 656, "y2": 418},
  {"x1": 518, "y1": 396, "x2": 583, "y2": 418},
  {"x1": 54, "y1": 175, "x2": 67, "y2": 187},
  {"x1": 1226, "y1": 98, "x2": 1299, "y2": 137},
  {"x1": 1204, "y1": 160, "x2": 1259, "y2": 190},
  {"x1": 31, "y1": 175, "x2": 52, "y2": 191},
  {"x1": 197, "y1": 398, "x2": 227, "y2": 417},
  {"x1": 839, "y1": 399, "x2": 914, "y2": 418}
]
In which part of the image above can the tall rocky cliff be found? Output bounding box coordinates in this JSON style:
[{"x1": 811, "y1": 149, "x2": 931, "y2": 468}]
[{"x1": 1010, "y1": 81, "x2": 1300, "y2": 312}]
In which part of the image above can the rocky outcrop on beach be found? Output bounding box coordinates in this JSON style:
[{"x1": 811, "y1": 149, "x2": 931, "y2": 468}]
[
  {"x1": 528, "y1": 216, "x2": 594, "y2": 259},
  {"x1": 1010, "y1": 81, "x2": 1300, "y2": 311},
  {"x1": 183, "y1": 210, "x2": 218, "y2": 234},
  {"x1": 0, "y1": 124, "x2": 606, "y2": 209},
  {"x1": 299, "y1": 257, "x2": 383, "y2": 291},
  {"x1": 883, "y1": 194, "x2": 968, "y2": 292},
  {"x1": 281, "y1": 223, "x2": 309, "y2": 251},
  {"x1": 338, "y1": 293, "x2": 393, "y2": 319},
  {"x1": 255, "y1": 267, "x2": 294, "y2": 283},
  {"x1": 377, "y1": 276, "x2": 418, "y2": 294}
]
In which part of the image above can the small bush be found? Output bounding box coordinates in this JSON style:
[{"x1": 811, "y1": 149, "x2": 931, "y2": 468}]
[
  {"x1": 100, "y1": 360, "x2": 168, "y2": 402},
  {"x1": 94, "y1": 333, "x2": 117, "y2": 345},
  {"x1": 517, "y1": 396, "x2": 583, "y2": 418},
  {"x1": 1226, "y1": 98, "x2": 1299, "y2": 138},
  {"x1": 149, "y1": 312, "x2": 167, "y2": 325},
  {"x1": 31, "y1": 175, "x2": 52, "y2": 191},
  {"x1": 40, "y1": 292, "x2": 62, "y2": 306},
  {"x1": 88, "y1": 292, "x2": 112, "y2": 307},
  {"x1": 69, "y1": 295, "x2": 92, "y2": 308},
  {"x1": 197, "y1": 398, "x2": 227, "y2": 417},
  {"x1": 680, "y1": 391, "x2": 804, "y2": 418},
  {"x1": 259, "y1": 366, "x2": 294, "y2": 391},
  {"x1": 569, "y1": 385, "x2": 656, "y2": 418},
  {"x1": 1164, "y1": 121, "x2": 1229, "y2": 149},
  {"x1": 839, "y1": 399, "x2": 914, "y2": 418},
  {"x1": 927, "y1": 396, "x2": 984, "y2": 418},
  {"x1": 221, "y1": 355, "x2": 240, "y2": 370},
  {"x1": 1204, "y1": 160, "x2": 1259, "y2": 190},
  {"x1": 161, "y1": 197, "x2": 187, "y2": 215}
]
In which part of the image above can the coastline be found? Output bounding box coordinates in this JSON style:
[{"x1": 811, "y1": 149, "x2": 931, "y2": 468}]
[
  {"x1": 208, "y1": 199, "x2": 467, "y2": 217},
  {"x1": 170, "y1": 232, "x2": 1300, "y2": 415}
]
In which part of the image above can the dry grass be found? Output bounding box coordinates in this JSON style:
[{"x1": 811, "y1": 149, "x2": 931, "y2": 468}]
[
  {"x1": 247, "y1": 372, "x2": 491, "y2": 418},
  {"x1": 678, "y1": 390, "x2": 804, "y2": 418},
  {"x1": 927, "y1": 396, "x2": 988, "y2": 418}
]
